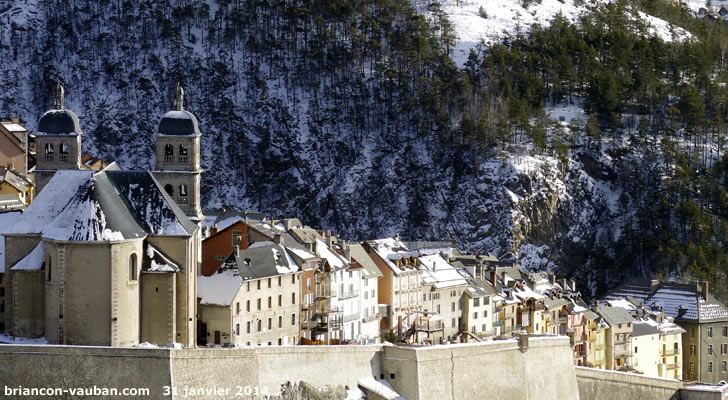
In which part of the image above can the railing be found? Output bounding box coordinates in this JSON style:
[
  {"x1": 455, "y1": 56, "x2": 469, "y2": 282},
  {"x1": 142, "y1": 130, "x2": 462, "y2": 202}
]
[
  {"x1": 662, "y1": 348, "x2": 679, "y2": 356},
  {"x1": 343, "y1": 313, "x2": 360, "y2": 323},
  {"x1": 301, "y1": 303, "x2": 313, "y2": 310},
  {"x1": 339, "y1": 290, "x2": 359, "y2": 300},
  {"x1": 301, "y1": 320, "x2": 318, "y2": 329},
  {"x1": 45, "y1": 155, "x2": 54, "y2": 162},
  {"x1": 179, "y1": 196, "x2": 188, "y2": 204},
  {"x1": 164, "y1": 155, "x2": 173, "y2": 163},
  {"x1": 59, "y1": 154, "x2": 68, "y2": 162},
  {"x1": 178, "y1": 155, "x2": 188, "y2": 163},
  {"x1": 492, "y1": 321, "x2": 504, "y2": 327},
  {"x1": 666, "y1": 363, "x2": 681, "y2": 370},
  {"x1": 596, "y1": 343, "x2": 606, "y2": 350},
  {"x1": 363, "y1": 312, "x2": 381, "y2": 322},
  {"x1": 412, "y1": 320, "x2": 444, "y2": 332}
]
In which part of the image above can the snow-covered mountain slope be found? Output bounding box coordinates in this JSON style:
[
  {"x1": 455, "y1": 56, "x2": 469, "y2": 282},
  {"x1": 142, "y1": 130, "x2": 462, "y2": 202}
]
[{"x1": 422, "y1": 0, "x2": 692, "y2": 66}]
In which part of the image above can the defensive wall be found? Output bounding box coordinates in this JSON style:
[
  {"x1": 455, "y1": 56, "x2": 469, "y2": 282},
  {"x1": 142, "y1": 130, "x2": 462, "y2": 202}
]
[{"x1": 0, "y1": 336, "x2": 581, "y2": 399}]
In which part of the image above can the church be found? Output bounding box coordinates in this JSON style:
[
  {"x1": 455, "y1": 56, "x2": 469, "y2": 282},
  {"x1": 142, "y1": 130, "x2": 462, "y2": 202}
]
[{"x1": 1, "y1": 83, "x2": 202, "y2": 347}]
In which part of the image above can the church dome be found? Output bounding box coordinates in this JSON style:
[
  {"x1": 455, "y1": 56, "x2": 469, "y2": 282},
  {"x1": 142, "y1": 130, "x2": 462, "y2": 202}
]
[
  {"x1": 37, "y1": 108, "x2": 83, "y2": 135},
  {"x1": 157, "y1": 110, "x2": 201, "y2": 136}
]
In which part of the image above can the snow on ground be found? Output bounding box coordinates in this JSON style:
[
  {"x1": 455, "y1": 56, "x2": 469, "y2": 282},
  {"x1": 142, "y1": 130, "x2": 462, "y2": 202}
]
[
  {"x1": 420, "y1": 0, "x2": 692, "y2": 66},
  {"x1": 0, "y1": 334, "x2": 47, "y2": 345}
]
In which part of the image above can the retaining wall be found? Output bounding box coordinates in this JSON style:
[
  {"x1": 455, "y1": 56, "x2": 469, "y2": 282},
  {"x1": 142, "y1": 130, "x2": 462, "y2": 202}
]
[{"x1": 575, "y1": 366, "x2": 682, "y2": 400}]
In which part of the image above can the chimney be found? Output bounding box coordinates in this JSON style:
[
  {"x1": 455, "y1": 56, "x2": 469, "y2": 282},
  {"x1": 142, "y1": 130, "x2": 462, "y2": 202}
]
[
  {"x1": 11, "y1": 117, "x2": 19, "y2": 123},
  {"x1": 235, "y1": 245, "x2": 240, "y2": 258},
  {"x1": 569, "y1": 279, "x2": 576, "y2": 292},
  {"x1": 489, "y1": 269, "x2": 496, "y2": 285},
  {"x1": 273, "y1": 233, "x2": 283, "y2": 245},
  {"x1": 700, "y1": 281, "x2": 709, "y2": 299},
  {"x1": 548, "y1": 273, "x2": 556, "y2": 285},
  {"x1": 344, "y1": 246, "x2": 351, "y2": 262},
  {"x1": 326, "y1": 233, "x2": 334, "y2": 248},
  {"x1": 560, "y1": 279, "x2": 568, "y2": 290}
]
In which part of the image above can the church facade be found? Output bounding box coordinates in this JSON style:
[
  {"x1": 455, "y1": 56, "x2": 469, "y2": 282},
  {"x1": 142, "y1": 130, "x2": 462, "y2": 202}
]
[{"x1": 1, "y1": 83, "x2": 202, "y2": 347}]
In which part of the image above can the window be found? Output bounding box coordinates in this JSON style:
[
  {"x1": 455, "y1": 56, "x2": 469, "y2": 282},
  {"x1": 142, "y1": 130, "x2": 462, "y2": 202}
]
[
  {"x1": 279, "y1": 276, "x2": 282, "y2": 286},
  {"x1": 164, "y1": 184, "x2": 174, "y2": 196},
  {"x1": 235, "y1": 323, "x2": 240, "y2": 336},
  {"x1": 708, "y1": 345, "x2": 713, "y2": 355},
  {"x1": 268, "y1": 278, "x2": 272, "y2": 288},
  {"x1": 46, "y1": 257, "x2": 52, "y2": 282},
  {"x1": 292, "y1": 293, "x2": 296, "y2": 304},
  {"x1": 232, "y1": 231, "x2": 243, "y2": 246},
  {"x1": 246, "y1": 321, "x2": 251, "y2": 334},
  {"x1": 474, "y1": 312, "x2": 478, "y2": 320},
  {"x1": 268, "y1": 297, "x2": 272, "y2": 308},
  {"x1": 267, "y1": 318, "x2": 272, "y2": 330},
  {"x1": 257, "y1": 298, "x2": 261, "y2": 310},
  {"x1": 452, "y1": 318, "x2": 456, "y2": 328},
  {"x1": 634, "y1": 347, "x2": 638, "y2": 354},
  {"x1": 247, "y1": 282, "x2": 250, "y2": 291},
  {"x1": 178, "y1": 144, "x2": 188, "y2": 163},
  {"x1": 278, "y1": 295, "x2": 282, "y2": 307},
  {"x1": 236, "y1": 302, "x2": 240, "y2": 315},
  {"x1": 722, "y1": 344, "x2": 727, "y2": 355},
  {"x1": 437, "y1": 305, "x2": 440, "y2": 314},
  {"x1": 179, "y1": 184, "x2": 188, "y2": 202},
  {"x1": 708, "y1": 362, "x2": 713, "y2": 373},
  {"x1": 129, "y1": 253, "x2": 137, "y2": 281},
  {"x1": 45, "y1": 142, "x2": 54, "y2": 154},
  {"x1": 691, "y1": 345, "x2": 696, "y2": 355},
  {"x1": 291, "y1": 313, "x2": 296, "y2": 326},
  {"x1": 723, "y1": 361, "x2": 727, "y2": 372},
  {"x1": 278, "y1": 316, "x2": 283, "y2": 328},
  {"x1": 164, "y1": 144, "x2": 174, "y2": 156},
  {"x1": 307, "y1": 278, "x2": 311, "y2": 290},
  {"x1": 451, "y1": 302, "x2": 455, "y2": 312},
  {"x1": 690, "y1": 362, "x2": 695, "y2": 374},
  {"x1": 257, "y1": 320, "x2": 262, "y2": 332},
  {"x1": 292, "y1": 274, "x2": 295, "y2": 284},
  {"x1": 246, "y1": 300, "x2": 250, "y2": 312},
  {"x1": 709, "y1": 327, "x2": 714, "y2": 338},
  {"x1": 257, "y1": 280, "x2": 261, "y2": 290},
  {"x1": 474, "y1": 298, "x2": 480, "y2": 307}
]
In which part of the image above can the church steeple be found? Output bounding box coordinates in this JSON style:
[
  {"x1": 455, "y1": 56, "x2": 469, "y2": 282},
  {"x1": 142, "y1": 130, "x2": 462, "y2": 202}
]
[
  {"x1": 52, "y1": 81, "x2": 64, "y2": 110},
  {"x1": 152, "y1": 84, "x2": 203, "y2": 221}
]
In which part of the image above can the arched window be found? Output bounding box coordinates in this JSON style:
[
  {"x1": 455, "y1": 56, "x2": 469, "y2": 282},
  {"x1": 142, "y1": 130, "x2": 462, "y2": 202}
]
[
  {"x1": 129, "y1": 253, "x2": 137, "y2": 281},
  {"x1": 44, "y1": 143, "x2": 54, "y2": 154},
  {"x1": 178, "y1": 184, "x2": 188, "y2": 204},
  {"x1": 178, "y1": 144, "x2": 188, "y2": 163},
  {"x1": 59, "y1": 142, "x2": 69, "y2": 162},
  {"x1": 60, "y1": 143, "x2": 69, "y2": 154},
  {"x1": 164, "y1": 184, "x2": 174, "y2": 196},
  {"x1": 164, "y1": 144, "x2": 174, "y2": 163}
]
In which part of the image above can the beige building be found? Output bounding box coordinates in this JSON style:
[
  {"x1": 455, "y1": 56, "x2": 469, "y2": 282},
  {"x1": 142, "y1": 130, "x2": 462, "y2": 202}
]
[
  {"x1": 595, "y1": 305, "x2": 634, "y2": 370},
  {"x1": 364, "y1": 238, "x2": 423, "y2": 338},
  {"x1": 197, "y1": 243, "x2": 301, "y2": 346},
  {"x1": 348, "y1": 243, "x2": 382, "y2": 344},
  {"x1": 2, "y1": 85, "x2": 202, "y2": 348}
]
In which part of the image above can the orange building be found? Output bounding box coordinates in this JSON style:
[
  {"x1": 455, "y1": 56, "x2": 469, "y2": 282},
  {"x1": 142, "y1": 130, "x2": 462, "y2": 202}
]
[{"x1": 201, "y1": 220, "x2": 250, "y2": 276}]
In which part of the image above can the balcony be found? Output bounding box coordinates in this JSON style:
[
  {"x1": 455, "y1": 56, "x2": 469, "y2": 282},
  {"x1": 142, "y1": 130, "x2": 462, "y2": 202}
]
[
  {"x1": 492, "y1": 321, "x2": 504, "y2": 327},
  {"x1": 596, "y1": 343, "x2": 606, "y2": 350},
  {"x1": 343, "y1": 313, "x2": 360, "y2": 323},
  {"x1": 164, "y1": 155, "x2": 173, "y2": 163},
  {"x1": 301, "y1": 303, "x2": 313, "y2": 310},
  {"x1": 301, "y1": 320, "x2": 318, "y2": 329},
  {"x1": 412, "y1": 319, "x2": 444, "y2": 332},
  {"x1": 315, "y1": 289, "x2": 337, "y2": 300},
  {"x1": 45, "y1": 155, "x2": 54, "y2": 162},
  {"x1": 363, "y1": 312, "x2": 381, "y2": 323},
  {"x1": 178, "y1": 155, "x2": 188, "y2": 163},
  {"x1": 339, "y1": 290, "x2": 359, "y2": 300},
  {"x1": 666, "y1": 363, "x2": 681, "y2": 370},
  {"x1": 59, "y1": 154, "x2": 68, "y2": 162},
  {"x1": 662, "y1": 348, "x2": 679, "y2": 356}
]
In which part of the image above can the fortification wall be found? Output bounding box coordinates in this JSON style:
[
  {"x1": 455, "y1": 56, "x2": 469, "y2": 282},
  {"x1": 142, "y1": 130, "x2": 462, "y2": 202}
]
[
  {"x1": 0, "y1": 337, "x2": 579, "y2": 400},
  {"x1": 382, "y1": 336, "x2": 580, "y2": 400},
  {"x1": 575, "y1": 366, "x2": 681, "y2": 400},
  {"x1": 0, "y1": 345, "x2": 172, "y2": 398}
]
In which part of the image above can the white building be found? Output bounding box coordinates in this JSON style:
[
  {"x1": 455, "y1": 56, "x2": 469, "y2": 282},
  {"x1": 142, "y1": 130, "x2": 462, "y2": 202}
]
[{"x1": 349, "y1": 243, "x2": 383, "y2": 344}]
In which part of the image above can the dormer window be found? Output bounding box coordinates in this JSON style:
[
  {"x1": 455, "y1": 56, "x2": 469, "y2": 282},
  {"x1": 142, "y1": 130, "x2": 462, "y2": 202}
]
[{"x1": 164, "y1": 144, "x2": 174, "y2": 163}]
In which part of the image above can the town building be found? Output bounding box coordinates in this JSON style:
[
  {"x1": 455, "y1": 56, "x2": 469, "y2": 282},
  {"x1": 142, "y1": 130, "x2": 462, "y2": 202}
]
[
  {"x1": 417, "y1": 253, "x2": 468, "y2": 340},
  {"x1": 0, "y1": 166, "x2": 33, "y2": 210},
  {"x1": 594, "y1": 305, "x2": 634, "y2": 370},
  {"x1": 0, "y1": 118, "x2": 33, "y2": 175},
  {"x1": 349, "y1": 243, "x2": 383, "y2": 344},
  {"x1": 197, "y1": 243, "x2": 301, "y2": 346}
]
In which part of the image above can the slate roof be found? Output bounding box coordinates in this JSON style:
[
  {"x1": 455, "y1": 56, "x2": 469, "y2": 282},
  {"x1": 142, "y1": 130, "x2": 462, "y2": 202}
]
[
  {"x1": 37, "y1": 109, "x2": 82, "y2": 135},
  {"x1": 232, "y1": 243, "x2": 299, "y2": 281},
  {"x1": 349, "y1": 243, "x2": 383, "y2": 279},
  {"x1": 595, "y1": 306, "x2": 634, "y2": 326},
  {"x1": 5, "y1": 169, "x2": 195, "y2": 242},
  {"x1": 601, "y1": 279, "x2": 654, "y2": 303},
  {"x1": 631, "y1": 321, "x2": 660, "y2": 337},
  {"x1": 157, "y1": 110, "x2": 200, "y2": 136}
]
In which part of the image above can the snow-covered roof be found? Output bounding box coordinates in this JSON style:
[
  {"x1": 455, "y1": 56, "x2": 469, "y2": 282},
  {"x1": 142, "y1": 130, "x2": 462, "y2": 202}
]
[
  {"x1": 10, "y1": 242, "x2": 43, "y2": 271},
  {"x1": 6, "y1": 169, "x2": 194, "y2": 242},
  {"x1": 418, "y1": 254, "x2": 467, "y2": 289},
  {"x1": 0, "y1": 211, "x2": 21, "y2": 273},
  {"x1": 143, "y1": 243, "x2": 180, "y2": 273},
  {"x1": 0, "y1": 122, "x2": 26, "y2": 132},
  {"x1": 357, "y1": 377, "x2": 403, "y2": 400},
  {"x1": 349, "y1": 243, "x2": 383, "y2": 279},
  {"x1": 197, "y1": 267, "x2": 242, "y2": 306},
  {"x1": 367, "y1": 238, "x2": 419, "y2": 275},
  {"x1": 314, "y1": 238, "x2": 349, "y2": 271},
  {"x1": 6, "y1": 170, "x2": 93, "y2": 235},
  {"x1": 230, "y1": 243, "x2": 300, "y2": 281},
  {"x1": 157, "y1": 110, "x2": 201, "y2": 136}
]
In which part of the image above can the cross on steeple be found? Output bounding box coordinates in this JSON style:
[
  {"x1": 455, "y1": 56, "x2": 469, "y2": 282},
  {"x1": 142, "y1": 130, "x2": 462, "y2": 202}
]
[
  {"x1": 173, "y1": 82, "x2": 184, "y2": 111},
  {"x1": 53, "y1": 81, "x2": 64, "y2": 110}
]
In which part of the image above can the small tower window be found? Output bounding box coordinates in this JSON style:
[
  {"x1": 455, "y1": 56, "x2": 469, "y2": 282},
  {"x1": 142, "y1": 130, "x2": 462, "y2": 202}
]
[
  {"x1": 46, "y1": 257, "x2": 52, "y2": 282},
  {"x1": 179, "y1": 184, "x2": 188, "y2": 204},
  {"x1": 59, "y1": 143, "x2": 69, "y2": 162},
  {"x1": 164, "y1": 184, "x2": 174, "y2": 197},
  {"x1": 178, "y1": 144, "x2": 188, "y2": 163},
  {"x1": 44, "y1": 143, "x2": 54, "y2": 162},
  {"x1": 129, "y1": 253, "x2": 138, "y2": 281},
  {"x1": 164, "y1": 144, "x2": 174, "y2": 163}
]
